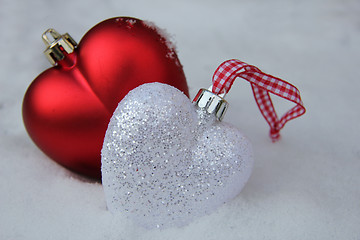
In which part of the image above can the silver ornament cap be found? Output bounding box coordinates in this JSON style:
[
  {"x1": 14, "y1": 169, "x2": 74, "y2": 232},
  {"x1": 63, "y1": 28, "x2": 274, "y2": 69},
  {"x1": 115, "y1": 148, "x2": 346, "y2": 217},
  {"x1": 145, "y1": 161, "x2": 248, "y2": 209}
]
[
  {"x1": 193, "y1": 87, "x2": 229, "y2": 121},
  {"x1": 42, "y1": 29, "x2": 77, "y2": 65}
]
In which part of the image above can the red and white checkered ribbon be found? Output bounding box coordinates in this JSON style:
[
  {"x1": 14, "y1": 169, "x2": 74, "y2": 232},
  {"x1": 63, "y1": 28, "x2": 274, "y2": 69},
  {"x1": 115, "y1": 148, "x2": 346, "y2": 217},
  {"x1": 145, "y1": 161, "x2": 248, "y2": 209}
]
[{"x1": 212, "y1": 59, "x2": 305, "y2": 141}]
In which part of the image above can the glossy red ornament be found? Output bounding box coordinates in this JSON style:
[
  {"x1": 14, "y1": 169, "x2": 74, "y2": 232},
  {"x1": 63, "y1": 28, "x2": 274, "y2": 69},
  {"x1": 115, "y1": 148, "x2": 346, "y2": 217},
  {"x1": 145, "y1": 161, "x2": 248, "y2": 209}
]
[{"x1": 22, "y1": 17, "x2": 189, "y2": 179}]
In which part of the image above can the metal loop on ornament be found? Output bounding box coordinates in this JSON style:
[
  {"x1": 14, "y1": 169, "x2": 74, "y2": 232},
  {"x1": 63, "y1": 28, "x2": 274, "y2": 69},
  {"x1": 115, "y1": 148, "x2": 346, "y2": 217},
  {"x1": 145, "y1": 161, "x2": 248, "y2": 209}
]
[
  {"x1": 193, "y1": 85, "x2": 229, "y2": 121},
  {"x1": 207, "y1": 85, "x2": 227, "y2": 98},
  {"x1": 42, "y1": 29, "x2": 62, "y2": 46},
  {"x1": 41, "y1": 29, "x2": 77, "y2": 65}
]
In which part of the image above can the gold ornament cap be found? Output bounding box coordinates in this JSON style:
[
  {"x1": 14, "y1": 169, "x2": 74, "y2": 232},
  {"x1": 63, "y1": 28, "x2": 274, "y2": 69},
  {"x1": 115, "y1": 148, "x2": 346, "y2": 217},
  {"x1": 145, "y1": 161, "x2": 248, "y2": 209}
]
[
  {"x1": 192, "y1": 86, "x2": 228, "y2": 121},
  {"x1": 42, "y1": 29, "x2": 77, "y2": 65}
]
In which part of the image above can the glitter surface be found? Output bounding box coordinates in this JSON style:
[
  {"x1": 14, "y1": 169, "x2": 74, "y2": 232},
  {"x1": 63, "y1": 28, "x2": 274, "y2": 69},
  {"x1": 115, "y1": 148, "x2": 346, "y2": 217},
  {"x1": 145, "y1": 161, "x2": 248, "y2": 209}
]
[{"x1": 101, "y1": 82, "x2": 253, "y2": 229}]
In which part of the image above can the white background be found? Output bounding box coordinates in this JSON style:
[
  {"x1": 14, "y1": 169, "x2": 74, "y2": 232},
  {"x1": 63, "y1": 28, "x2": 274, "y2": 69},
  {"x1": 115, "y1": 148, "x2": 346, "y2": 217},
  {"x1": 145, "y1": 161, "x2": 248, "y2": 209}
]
[{"x1": 1, "y1": 0, "x2": 360, "y2": 239}]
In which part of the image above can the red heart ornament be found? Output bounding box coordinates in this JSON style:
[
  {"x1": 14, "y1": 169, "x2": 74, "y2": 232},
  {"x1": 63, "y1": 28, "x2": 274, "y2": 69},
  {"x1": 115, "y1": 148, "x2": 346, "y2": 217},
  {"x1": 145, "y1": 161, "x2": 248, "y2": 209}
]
[{"x1": 22, "y1": 17, "x2": 189, "y2": 179}]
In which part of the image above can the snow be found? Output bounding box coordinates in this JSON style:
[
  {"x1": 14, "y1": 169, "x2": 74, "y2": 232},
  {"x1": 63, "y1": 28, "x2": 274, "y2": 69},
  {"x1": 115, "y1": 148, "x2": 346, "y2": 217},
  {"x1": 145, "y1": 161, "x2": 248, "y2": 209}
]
[{"x1": 1, "y1": 0, "x2": 360, "y2": 239}]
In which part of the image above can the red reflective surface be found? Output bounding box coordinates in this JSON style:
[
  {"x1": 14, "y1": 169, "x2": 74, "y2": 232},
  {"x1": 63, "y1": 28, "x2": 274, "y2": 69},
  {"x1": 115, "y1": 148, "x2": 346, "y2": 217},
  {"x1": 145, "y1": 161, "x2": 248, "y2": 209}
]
[{"x1": 22, "y1": 17, "x2": 189, "y2": 179}]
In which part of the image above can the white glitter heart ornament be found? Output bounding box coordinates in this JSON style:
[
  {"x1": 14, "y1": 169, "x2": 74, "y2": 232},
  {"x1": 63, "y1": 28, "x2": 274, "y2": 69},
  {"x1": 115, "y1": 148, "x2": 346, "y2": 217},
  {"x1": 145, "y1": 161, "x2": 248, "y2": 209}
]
[{"x1": 101, "y1": 82, "x2": 253, "y2": 228}]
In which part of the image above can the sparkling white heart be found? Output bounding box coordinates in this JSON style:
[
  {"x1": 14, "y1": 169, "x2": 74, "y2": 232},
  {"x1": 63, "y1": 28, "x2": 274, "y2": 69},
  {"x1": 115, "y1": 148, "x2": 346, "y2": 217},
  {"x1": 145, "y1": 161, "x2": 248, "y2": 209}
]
[{"x1": 101, "y1": 82, "x2": 253, "y2": 228}]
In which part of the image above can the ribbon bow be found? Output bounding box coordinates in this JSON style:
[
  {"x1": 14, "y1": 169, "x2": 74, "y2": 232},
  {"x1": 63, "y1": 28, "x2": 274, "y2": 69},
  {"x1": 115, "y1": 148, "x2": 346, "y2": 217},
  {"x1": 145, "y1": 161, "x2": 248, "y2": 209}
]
[{"x1": 212, "y1": 59, "x2": 305, "y2": 141}]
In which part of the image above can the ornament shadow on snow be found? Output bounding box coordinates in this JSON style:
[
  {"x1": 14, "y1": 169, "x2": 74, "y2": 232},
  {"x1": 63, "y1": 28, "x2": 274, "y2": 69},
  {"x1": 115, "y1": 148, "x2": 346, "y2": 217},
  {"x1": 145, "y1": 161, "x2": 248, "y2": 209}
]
[
  {"x1": 22, "y1": 17, "x2": 189, "y2": 180},
  {"x1": 101, "y1": 60, "x2": 305, "y2": 228}
]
